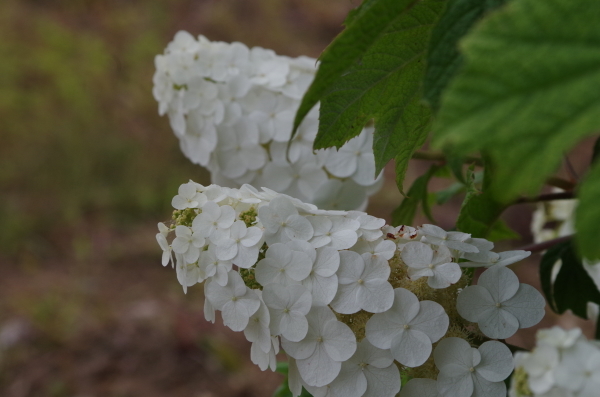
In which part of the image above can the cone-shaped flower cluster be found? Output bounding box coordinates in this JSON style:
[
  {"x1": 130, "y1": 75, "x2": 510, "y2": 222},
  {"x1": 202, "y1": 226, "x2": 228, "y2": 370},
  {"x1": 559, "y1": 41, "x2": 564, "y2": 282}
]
[
  {"x1": 153, "y1": 32, "x2": 382, "y2": 210},
  {"x1": 511, "y1": 327, "x2": 600, "y2": 397},
  {"x1": 157, "y1": 181, "x2": 545, "y2": 397}
]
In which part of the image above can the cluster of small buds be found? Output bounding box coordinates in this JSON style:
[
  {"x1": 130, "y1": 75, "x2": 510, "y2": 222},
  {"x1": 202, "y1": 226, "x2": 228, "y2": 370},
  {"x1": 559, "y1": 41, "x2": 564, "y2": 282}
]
[
  {"x1": 157, "y1": 181, "x2": 546, "y2": 397},
  {"x1": 510, "y1": 327, "x2": 600, "y2": 397},
  {"x1": 153, "y1": 31, "x2": 382, "y2": 210}
]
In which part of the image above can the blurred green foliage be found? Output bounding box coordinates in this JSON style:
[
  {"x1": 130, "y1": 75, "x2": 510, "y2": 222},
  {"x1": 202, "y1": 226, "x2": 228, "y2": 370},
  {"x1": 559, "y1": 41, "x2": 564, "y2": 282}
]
[
  {"x1": 0, "y1": 1, "x2": 204, "y2": 255},
  {"x1": 0, "y1": 0, "x2": 356, "y2": 257}
]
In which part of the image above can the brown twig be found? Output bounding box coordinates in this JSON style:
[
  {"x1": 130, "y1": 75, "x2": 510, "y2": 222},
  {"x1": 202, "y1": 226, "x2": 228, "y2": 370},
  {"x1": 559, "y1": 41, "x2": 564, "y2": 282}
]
[
  {"x1": 515, "y1": 191, "x2": 575, "y2": 204},
  {"x1": 410, "y1": 152, "x2": 577, "y2": 191},
  {"x1": 517, "y1": 235, "x2": 573, "y2": 253}
]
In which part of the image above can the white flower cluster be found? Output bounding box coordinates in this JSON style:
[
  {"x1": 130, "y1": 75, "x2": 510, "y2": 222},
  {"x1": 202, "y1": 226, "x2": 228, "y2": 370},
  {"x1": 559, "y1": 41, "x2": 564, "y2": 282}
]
[
  {"x1": 153, "y1": 31, "x2": 382, "y2": 210},
  {"x1": 157, "y1": 181, "x2": 545, "y2": 397},
  {"x1": 511, "y1": 327, "x2": 600, "y2": 397}
]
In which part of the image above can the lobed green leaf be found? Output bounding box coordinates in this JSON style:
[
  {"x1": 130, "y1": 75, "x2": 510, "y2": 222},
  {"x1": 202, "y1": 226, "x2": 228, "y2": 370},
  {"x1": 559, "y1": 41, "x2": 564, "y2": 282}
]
[
  {"x1": 391, "y1": 164, "x2": 440, "y2": 226},
  {"x1": 575, "y1": 161, "x2": 600, "y2": 260},
  {"x1": 434, "y1": 0, "x2": 600, "y2": 203},
  {"x1": 424, "y1": 0, "x2": 507, "y2": 111},
  {"x1": 293, "y1": 0, "x2": 425, "y2": 136}
]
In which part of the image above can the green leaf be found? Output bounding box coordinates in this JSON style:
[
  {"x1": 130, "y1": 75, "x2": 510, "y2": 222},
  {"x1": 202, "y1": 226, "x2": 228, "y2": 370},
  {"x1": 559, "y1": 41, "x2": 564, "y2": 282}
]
[
  {"x1": 455, "y1": 165, "x2": 506, "y2": 238},
  {"x1": 434, "y1": 0, "x2": 600, "y2": 203},
  {"x1": 293, "y1": 0, "x2": 428, "y2": 136},
  {"x1": 539, "y1": 242, "x2": 564, "y2": 313},
  {"x1": 435, "y1": 182, "x2": 465, "y2": 205},
  {"x1": 541, "y1": 240, "x2": 600, "y2": 319},
  {"x1": 576, "y1": 162, "x2": 600, "y2": 260},
  {"x1": 344, "y1": 0, "x2": 379, "y2": 27},
  {"x1": 424, "y1": 0, "x2": 507, "y2": 111},
  {"x1": 486, "y1": 219, "x2": 520, "y2": 242},
  {"x1": 391, "y1": 165, "x2": 440, "y2": 226},
  {"x1": 318, "y1": 0, "x2": 445, "y2": 193}
]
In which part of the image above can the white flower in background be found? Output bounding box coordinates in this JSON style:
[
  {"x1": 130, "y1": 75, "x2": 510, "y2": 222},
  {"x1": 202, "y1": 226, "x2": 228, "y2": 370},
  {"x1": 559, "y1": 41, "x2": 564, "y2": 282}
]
[
  {"x1": 401, "y1": 241, "x2": 462, "y2": 289},
  {"x1": 301, "y1": 246, "x2": 340, "y2": 306},
  {"x1": 308, "y1": 216, "x2": 360, "y2": 249},
  {"x1": 154, "y1": 33, "x2": 385, "y2": 210},
  {"x1": 259, "y1": 196, "x2": 314, "y2": 243},
  {"x1": 263, "y1": 283, "x2": 312, "y2": 342},
  {"x1": 400, "y1": 379, "x2": 440, "y2": 397},
  {"x1": 311, "y1": 179, "x2": 369, "y2": 211},
  {"x1": 434, "y1": 338, "x2": 514, "y2": 397},
  {"x1": 456, "y1": 266, "x2": 545, "y2": 339},
  {"x1": 282, "y1": 306, "x2": 356, "y2": 387},
  {"x1": 555, "y1": 340, "x2": 600, "y2": 396},
  {"x1": 418, "y1": 224, "x2": 479, "y2": 253},
  {"x1": 537, "y1": 326, "x2": 582, "y2": 349},
  {"x1": 350, "y1": 237, "x2": 396, "y2": 260},
  {"x1": 198, "y1": 245, "x2": 232, "y2": 286},
  {"x1": 255, "y1": 242, "x2": 312, "y2": 286},
  {"x1": 244, "y1": 296, "x2": 272, "y2": 354},
  {"x1": 261, "y1": 162, "x2": 328, "y2": 202},
  {"x1": 171, "y1": 225, "x2": 205, "y2": 263},
  {"x1": 330, "y1": 251, "x2": 394, "y2": 314},
  {"x1": 328, "y1": 339, "x2": 401, "y2": 397},
  {"x1": 215, "y1": 122, "x2": 267, "y2": 179},
  {"x1": 366, "y1": 288, "x2": 448, "y2": 367},
  {"x1": 518, "y1": 345, "x2": 560, "y2": 394},
  {"x1": 205, "y1": 271, "x2": 260, "y2": 331},
  {"x1": 192, "y1": 201, "x2": 236, "y2": 243},
  {"x1": 324, "y1": 131, "x2": 377, "y2": 186},
  {"x1": 216, "y1": 220, "x2": 263, "y2": 268}
]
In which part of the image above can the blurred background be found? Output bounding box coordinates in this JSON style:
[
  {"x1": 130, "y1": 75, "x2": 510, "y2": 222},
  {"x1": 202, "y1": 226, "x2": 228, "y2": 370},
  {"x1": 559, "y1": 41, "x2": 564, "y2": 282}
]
[{"x1": 0, "y1": 0, "x2": 594, "y2": 396}]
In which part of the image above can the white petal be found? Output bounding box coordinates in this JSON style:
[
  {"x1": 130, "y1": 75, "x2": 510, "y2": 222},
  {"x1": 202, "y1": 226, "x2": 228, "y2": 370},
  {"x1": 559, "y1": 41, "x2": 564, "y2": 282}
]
[
  {"x1": 478, "y1": 307, "x2": 519, "y2": 339},
  {"x1": 285, "y1": 214, "x2": 314, "y2": 241},
  {"x1": 391, "y1": 328, "x2": 432, "y2": 367},
  {"x1": 428, "y1": 262, "x2": 462, "y2": 289},
  {"x1": 436, "y1": 372, "x2": 474, "y2": 397},
  {"x1": 434, "y1": 337, "x2": 474, "y2": 374},
  {"x1": 322, "y1": 320, "x2": 357, "y2": 361},
  {"x1": 477, "y1": 266, "x2": 520, "y2": 303},
  {"x1": 475, "y1": 341, "x2": 514, "y2": 382},
  {"x1": 363, "y1": 365, "x2": 401, "y2": 397},
  {"x1": 401, "y1": 241, "x2": 434, "y2": 267},
  {"x1": 358, "y1": 280, "x2": 394, "y2": 313},
  {"x1": 216, "y1": 238, "x2": 238, "y2": 260},
  {"x1": 286, "y1": 251, "x2": 313, "y2": 281},
  {"x1": 297, "y1": 344, "x2": 341, "y2": 387},
  {"x1": 472, "y1": 372, "x2": 506, "y2": 397},
  {"x1": 314, "y1": 247, "x2": 340, "y2": 277},
  {"x1": 410, "y1": 300, "x2": 449, "y2": 343},
  {"x1": 281, "y1": 337, "x2": 317, "y2": 360},
  {"x1": 502, "y1": 283, "x2": 546, "y2": 328},
  {"x1": 281, "y1": 312, "x2": 309, "y2": 342},
  {"x1": 304, "y1": 274, "x2": 338, "y2": 307},
  {"x1": 330, "y1": 283, "x2": 361, "y2": 314},
  {"x1": 365, "y1": 313, "x2": 401, "y2": 350},
  {"x1": 456, "y1": 285, "x2": 495, "y2": 322},
  {"x1": 329, "y1": 229, "x2": 359, "y2": 250},
  {"x1": 337, "y1": 250, "x2": 365, "y2": 284}
]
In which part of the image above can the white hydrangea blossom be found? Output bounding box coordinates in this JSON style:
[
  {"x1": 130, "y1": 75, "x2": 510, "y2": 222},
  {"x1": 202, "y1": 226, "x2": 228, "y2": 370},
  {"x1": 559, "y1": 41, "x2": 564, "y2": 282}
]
[
  {"x1": 510, "y1": 326, "x2": 600, "y2": 397},
  {"x1": 153, "y1": 32, "x2": 383, "y2": 211},
  {"x1": 456, "y1": 266, "x2": 545, "y2": 339},
  {"x1": 157, "y1": 181, "x2": 543, "y2": 395},
  {"x1": 434, "y1": 338, "x2": 514, "y2": 397}
]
